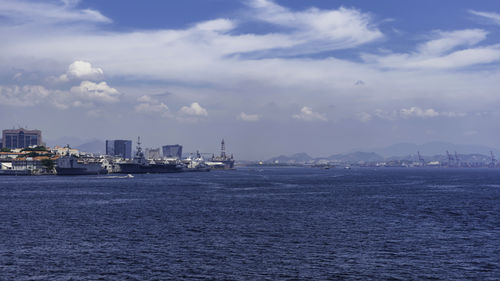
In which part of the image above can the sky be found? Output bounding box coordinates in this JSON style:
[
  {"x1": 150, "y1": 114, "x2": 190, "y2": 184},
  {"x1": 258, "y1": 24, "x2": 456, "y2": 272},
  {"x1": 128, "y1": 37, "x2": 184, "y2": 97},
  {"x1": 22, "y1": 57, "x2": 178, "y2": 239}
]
[{"x1": 1, "y1": 0, "x2": 500, "y2": 160}]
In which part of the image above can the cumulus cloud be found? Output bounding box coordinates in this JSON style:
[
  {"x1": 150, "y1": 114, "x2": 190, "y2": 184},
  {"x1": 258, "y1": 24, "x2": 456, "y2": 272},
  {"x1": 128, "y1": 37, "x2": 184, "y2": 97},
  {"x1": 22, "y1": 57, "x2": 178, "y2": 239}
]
[
  {"x1": 179, "y1": 102, "x2": 208, "y2": 116},
  {"x1": 59, "y1": 60, "x2": 104, "y2": 81},
  {"x1": 293, "y1": 106, "x2": 327, "y2": 121},
  {"x1": 400, "y1": 107, "x2": 440, "y2": 118},
  {"x1": 360, "y1": 107, "x2": 467, "y2": 121},
  {"x1": 357, "y1": 112, "x2": 372, "y2": 122},
  {"x1": 0, "y1": 84, "x2": 93, "y2": 109},
  {"x1": 0, "y1": 85, "x2": 50, "y2": 106},
  {"x1": 134, "y1": 95, "x2": 170, "y2": 117},
  {"x1": 70, "y1": 81, "x2": 120, "y2": 103},
  {"x1": 238, "y1": 112, "x2": 260, "y2": 122},
  {"x1": 1, "y1": 0, "x2": 500, "y2": 153}
]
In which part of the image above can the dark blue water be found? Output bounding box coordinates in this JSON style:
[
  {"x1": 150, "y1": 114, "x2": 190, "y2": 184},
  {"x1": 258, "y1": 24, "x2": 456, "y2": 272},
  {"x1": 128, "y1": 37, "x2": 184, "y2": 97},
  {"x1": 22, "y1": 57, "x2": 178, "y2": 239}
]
[{"x1": 1, "y1": 167, "x2": 499, "y2": 280}]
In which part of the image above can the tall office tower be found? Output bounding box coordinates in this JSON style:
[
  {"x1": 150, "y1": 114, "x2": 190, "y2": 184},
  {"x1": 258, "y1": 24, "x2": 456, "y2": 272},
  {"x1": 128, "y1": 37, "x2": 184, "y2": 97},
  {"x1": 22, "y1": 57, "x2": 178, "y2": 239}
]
[
  {"x1": 162, "y1": 144, "x2": 183, "y2": 159},
  {"x1": 106, "y1": 140, "x2": 132, "y2": 159}
]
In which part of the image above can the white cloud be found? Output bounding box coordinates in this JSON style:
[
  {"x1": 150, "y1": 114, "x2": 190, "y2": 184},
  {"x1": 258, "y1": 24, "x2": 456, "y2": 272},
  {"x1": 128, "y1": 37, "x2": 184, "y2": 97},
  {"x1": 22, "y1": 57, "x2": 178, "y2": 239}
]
[
  {"x1": 238, "y1": 112, "x2": 260, "y2": 121},
  {"x1": 293, "y1": 106, "x2": 327, "y2": 121},
  {"x1": 364, "y1": 107, "x2": 467, "y2": 120},
  {"x1": 0, "y1": 0, "x2": 111, "y2": 25},
  {"x1": 70, "y1": 81, "x2": 120, "y2": 103},
  {"x1": 134, "y1": 95, "x2": 170, "y2": 117},
  {"x1": 0, "y1": 85, "x2": 50, "y2": 106},
  {"x1": 195, "y1": 19, "x2": 235, "y2": 32},
  {"x1": 417, "y1": 29, "x2": 488, "y2": 56},
  {"x1": 469, "y1": 10, "x2": 500, "y2": 25},
  {"x1": 59, "y1": 60, "x2": 104, "y2": 81},
  {"x1": 398, "y1": 107, "x2": 467, "y2": 119},
  {"x1": 357, "y1": 112, "x2": 372, "y2": 122},
  {"x1": 0, "y1": 0, "x2": 500, "y2": 150},
  {"x1": 179, "y1": 102, "x2": 208, "y2": 116},
  {"x1": 440, "y1": 111, "x2": 467, "y2": 118},
  {"x1": 247, "y1": 0, "x2": 382, "y2": 54},
  {"x1": 362, "y1": 29, "x2": 500, "y2": 69},
  {"x1": 0, "y1": 84, "x2": 86, "y2": 109},
  {"x1": 400, "y1": 107, "x2": 440, "y2": 119}
]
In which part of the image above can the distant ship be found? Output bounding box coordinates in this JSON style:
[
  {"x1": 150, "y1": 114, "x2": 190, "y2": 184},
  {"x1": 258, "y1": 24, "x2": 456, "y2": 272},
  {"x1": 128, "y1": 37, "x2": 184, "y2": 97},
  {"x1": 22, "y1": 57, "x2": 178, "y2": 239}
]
[
  {"x1": 208, "y1": 139, "x2": 235, "y2": 169},
  {"x1": 56, "y1": 154, "x2": 108, "y2": 176},
  {"x1": 116, "y1": 137, "x2": 183, "y2": 174},
  {"x1": 182, "y1": 151, "x2": 210, "y2": 172}
]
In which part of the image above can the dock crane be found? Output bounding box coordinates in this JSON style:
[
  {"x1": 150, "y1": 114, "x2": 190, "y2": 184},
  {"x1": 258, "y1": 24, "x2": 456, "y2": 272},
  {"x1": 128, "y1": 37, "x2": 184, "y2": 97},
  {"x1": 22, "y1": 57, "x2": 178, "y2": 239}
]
[
  {"x1": 454, "y1": 151, "x2": 460, "y2": 167},
  {"x1": 490, "y1": 151, "x2": 497, "y2": 168},
  {"x1": 417, "y1": 151, "x2": 425, "y2": 166},
  {"x1": 446, "y1": 151, "x2": 454, "y2": 167}
]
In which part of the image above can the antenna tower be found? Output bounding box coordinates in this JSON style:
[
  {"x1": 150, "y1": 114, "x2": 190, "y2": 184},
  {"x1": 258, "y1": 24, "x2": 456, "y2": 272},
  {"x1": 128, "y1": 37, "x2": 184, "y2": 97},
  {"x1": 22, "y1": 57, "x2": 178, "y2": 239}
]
[{"x1": 220, "y1": 139, "x2": 226, "y2": 158}]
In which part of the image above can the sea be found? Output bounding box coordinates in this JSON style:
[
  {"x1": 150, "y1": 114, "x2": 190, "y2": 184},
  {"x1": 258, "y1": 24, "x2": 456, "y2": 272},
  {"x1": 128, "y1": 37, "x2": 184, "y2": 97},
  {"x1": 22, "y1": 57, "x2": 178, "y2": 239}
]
[{"x1": 0, "y1": 167, "x2": 499, "y2": 280}]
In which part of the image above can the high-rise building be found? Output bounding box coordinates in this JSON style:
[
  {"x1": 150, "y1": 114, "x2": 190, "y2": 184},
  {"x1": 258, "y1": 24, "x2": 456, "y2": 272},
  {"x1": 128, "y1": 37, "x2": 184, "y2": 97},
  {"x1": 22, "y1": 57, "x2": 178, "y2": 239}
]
[
  {"x1": 106, "y1": 140, "x2": 132, "y2": 159},
  {"x1": 145, "y1": 148, "x2": 161, "y2": 160},
  {"x1": 162, "y1": 144, "x2": 183, "y2": 159},
  {"x1": 2, "y1": 128, "x2": 42, "y2": 149}
]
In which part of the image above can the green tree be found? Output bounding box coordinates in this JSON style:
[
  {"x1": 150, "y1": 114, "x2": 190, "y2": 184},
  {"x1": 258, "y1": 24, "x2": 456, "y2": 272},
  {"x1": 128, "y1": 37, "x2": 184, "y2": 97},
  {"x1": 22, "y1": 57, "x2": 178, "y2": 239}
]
[
  {"x1": 21, "y1": 146, "x2": 47, "y2": 152},
  {"x1": 27, "y1": 152, "x2": 40, "y2": 157},
  {"x1": 41, "y1": 159, "x2": 55, "y2": 171},
  {"x1": 1, "y1": 148, "x2": 11, "y2": 152}
]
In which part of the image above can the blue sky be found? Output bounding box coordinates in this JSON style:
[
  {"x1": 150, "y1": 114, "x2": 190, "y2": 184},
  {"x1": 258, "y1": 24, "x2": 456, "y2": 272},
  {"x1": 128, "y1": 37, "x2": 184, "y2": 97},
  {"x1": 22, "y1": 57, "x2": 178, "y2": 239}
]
[{"x1": 1, "y1": 0, "x2": 500, "y2": 159}]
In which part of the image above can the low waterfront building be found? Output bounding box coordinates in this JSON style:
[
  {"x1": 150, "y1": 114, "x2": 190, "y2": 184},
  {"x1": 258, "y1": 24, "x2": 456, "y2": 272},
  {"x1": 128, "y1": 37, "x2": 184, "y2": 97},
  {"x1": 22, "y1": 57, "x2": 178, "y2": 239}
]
[
  {"x1": 52, "y1": 146, "x2": 80, "y2": 156},
  {"x1": 0, "y1": 152, "x2": 24, "y2": 160}
]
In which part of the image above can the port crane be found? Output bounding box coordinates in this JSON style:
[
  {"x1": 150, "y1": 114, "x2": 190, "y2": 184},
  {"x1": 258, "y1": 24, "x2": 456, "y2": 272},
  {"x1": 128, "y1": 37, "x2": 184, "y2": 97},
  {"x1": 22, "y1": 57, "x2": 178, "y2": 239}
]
[
  {"x1": 417, "y1": 151, "x2": 425, "y2": 166},
  {"x1": 454, "y1": 151, "x2": 460, "y2": 167},
  {"x1": 446, "y1": 150, "x2": 454, "y2": 167},
  {"x1": 490, "y1": 151, "x2": 497, "y2": 168}
]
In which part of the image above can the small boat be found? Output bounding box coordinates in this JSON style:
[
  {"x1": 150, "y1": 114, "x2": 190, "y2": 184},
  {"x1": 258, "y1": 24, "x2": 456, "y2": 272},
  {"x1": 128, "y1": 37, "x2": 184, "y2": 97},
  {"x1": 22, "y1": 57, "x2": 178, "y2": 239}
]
[{"x1": 102, "y1": 174, "x2": 134, "y2": 179}]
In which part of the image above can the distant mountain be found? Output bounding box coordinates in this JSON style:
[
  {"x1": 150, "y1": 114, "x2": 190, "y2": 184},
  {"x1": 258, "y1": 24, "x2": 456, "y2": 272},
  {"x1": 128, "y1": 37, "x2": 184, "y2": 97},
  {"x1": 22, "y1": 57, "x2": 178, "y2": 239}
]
[
  {"x1": 45, "y1": 137, "x2": 105, "y2": 154},
  {"x1": 328, "y1": 152, "x2": 384, "y2": 163},
  {"x1": 387, "y1": 153, "x2": 493, "y2": 163},
  {"x1": 265, "y1": 144, "x2": 498, "y2": 164},
  {"x1": 45, "y1": 136, "x2": 86, "y2": 148},
  {"x1": 369, "y1": 142, "x2": 499, "y2": 157},
  {"x1": 267, "y1": 152, "x2": 313, "y2": 163},
  {"x1": 75, "y1": 140, "x2": 105, "y2": 154},
  {"x1": 267, "y1": 151, "x2": 383, "y2": 164}
]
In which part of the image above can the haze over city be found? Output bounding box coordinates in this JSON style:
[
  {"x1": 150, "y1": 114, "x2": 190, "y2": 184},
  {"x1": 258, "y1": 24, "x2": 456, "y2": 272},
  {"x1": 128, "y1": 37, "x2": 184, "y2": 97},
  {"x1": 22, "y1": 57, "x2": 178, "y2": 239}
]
[{"x1": 1, "y1": 0, "x2": 500, "y2": 160}]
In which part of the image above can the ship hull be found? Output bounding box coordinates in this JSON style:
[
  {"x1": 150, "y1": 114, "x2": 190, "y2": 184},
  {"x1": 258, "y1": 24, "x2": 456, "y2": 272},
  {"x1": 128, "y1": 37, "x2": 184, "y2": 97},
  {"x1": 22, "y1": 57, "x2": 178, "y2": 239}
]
[
  {"x1": 56, "y1": 167, "x2": 108, "y2": 176},
  {"x1": 0, "y1": 170, "x2": 32, "y2": 176},
  {"x1": 117, "y1": 163, "x2": 183, "y2": 174}
]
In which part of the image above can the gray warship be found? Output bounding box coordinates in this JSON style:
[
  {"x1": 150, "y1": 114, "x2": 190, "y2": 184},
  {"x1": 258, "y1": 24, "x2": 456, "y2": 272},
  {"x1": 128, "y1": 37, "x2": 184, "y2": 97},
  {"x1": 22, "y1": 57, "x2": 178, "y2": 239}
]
[
  {"x1": 116, "y1": 137, "x2": 183, "y2": 174},
  {"x1": 56, "y1": 154, "x2": 108, "y2": 176}
]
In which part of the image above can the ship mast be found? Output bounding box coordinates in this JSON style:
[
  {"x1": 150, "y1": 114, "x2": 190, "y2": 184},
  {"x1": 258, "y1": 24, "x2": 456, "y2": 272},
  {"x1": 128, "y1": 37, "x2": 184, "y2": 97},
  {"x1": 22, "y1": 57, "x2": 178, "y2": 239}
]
[
  {"x1": 133, "y1": 136, "x2": 146, "y2": 164},
  {"x1": 136, "y1": 136, "x2": 142, "y2": 154},
  {"x1": 220, "y1": 139, "x2": 226, "y2": 159}
]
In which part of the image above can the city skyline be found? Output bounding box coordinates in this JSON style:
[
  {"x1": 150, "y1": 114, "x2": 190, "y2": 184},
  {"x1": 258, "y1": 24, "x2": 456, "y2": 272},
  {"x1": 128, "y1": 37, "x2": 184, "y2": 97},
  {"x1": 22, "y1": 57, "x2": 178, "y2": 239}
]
[{"x1": 1, "y1": 0, "x2": 500, "y2": 160}]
